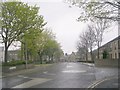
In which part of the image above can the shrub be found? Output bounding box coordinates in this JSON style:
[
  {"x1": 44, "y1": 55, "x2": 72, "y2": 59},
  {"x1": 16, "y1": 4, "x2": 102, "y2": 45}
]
[
  {"x1": 77, "y1": 60, "x2": 94, "y2": 63},
  {"x1": 2, "y1": 60, "x2": 25, "y2": 66},
  {"x1": 2, "y1": 60, "x2": 35, "y2": 66},
  {"x1": 102, "y1": 50, "x2": 108, "y2": 59},
  {"x1": 27, "y1": 60, "x2": 34, "y2": 64}
]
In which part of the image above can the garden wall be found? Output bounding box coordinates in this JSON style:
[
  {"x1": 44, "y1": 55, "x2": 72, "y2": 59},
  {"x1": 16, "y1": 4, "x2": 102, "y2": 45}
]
[{"x1": 94, "y1": 59, "x2": 119, "y2": 67}]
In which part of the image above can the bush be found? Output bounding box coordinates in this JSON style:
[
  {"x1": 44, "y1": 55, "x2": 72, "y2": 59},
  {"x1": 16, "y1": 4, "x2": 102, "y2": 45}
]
[
  {"x1": 102, "y1": 50, "x2": 108, "y2": 59},
  {"x1": 27, "y1": 60, "x2": 34, "y2": 64},
  {"x1": 77, "y1": 60, "x2": 94, "y2": 63},
  {"x1": 2, "y1": 60, "x2": 34, "y2": 66}
]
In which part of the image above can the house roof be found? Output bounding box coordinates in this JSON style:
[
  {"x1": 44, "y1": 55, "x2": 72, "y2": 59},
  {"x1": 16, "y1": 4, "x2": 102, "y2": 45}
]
[
  {"x1": 99, "y1": 35, "x2": 120, "y2": 49},
  {"x1": 93, "y1": 35, "x2": 120, "y2": 53}
]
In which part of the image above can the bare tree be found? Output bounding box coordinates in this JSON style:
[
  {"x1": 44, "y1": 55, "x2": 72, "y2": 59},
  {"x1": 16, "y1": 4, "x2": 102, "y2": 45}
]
[
  {"x1": 77, "y1": 31, "x2": 89, "y2": 61},
  {"x1": 77, "y1": 41, "x2": 86, "y2": 60},
  {"x1": 77, "y1": 19, "x2": 109, "y2": 61},
  {"x1": 64, "y1": 0, "x2": 120, "y2": 21},
  {"x1": 92, "y1": 19, "x2": 110, "y2": 59},
  {"x1": 86, "y1": 25, "x2": 96, "y2": 61}
]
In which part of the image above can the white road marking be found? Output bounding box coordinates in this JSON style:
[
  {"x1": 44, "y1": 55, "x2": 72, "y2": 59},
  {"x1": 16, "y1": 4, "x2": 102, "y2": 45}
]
[
  {"x1": 62, "y1": 70, "x2": 86, "y2": 73},
  {"x1": 12, "y1": 78, "x2": 51, "y2": 88},
  {"x1": 43, "y1": 71, "x2": 56, "y2": 75},
  {"x1": 66, "y1": 66, "x2": 73, "y2": 68},
  {"x1": 18, "y1": 75, "x2": 29, "y2": 79},
  {"x1": 23, "y1": 77, "x2": 29, "y2": 79},
  {"x1": 43, "y1": 71, "x2": 48, "y2": 74},
  {"x1": 83, "y1": 63, "x2": 95, "y2": 67},
  {"x1": 90, "y1": 78, "x2": 108, "y2": 88},
  {"x1": 88, "y1": 77, "x2": 118, "y2": 88}
]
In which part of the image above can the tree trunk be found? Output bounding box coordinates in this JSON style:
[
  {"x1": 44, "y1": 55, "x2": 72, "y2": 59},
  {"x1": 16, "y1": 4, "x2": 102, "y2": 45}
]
[
  {"x1": 23, "y1": 43, "x2": 28, "y2": 61},
  {"x1": 25, "y1": 57, "x2": 28, "y2": 69},
  {"x1": 4, "y1": 42, "x2": 8, "y2": 63},
  {"x1": 51, "y1": 54, "x2": 54, "y2": 63},
  {"x1": 23, "y1": 43, "x2": 26, "y2": 60},
  {"x1": 97, "y1": 42, "x2": 100, "y2": 59},
  {"x1": 27, "y1": 50, "x2": 29, "y2": 60},
  {"x1": 40, "y1": 55, "x2": 42, "y2": 64},
  {"x1": 49, "y1": 56, "x2": 51, "y2": 63},
  {"x1": 39, "y1": 54, "x2": 42, "y2": 64},
  {"x1": 24, "y1": 43, "x2": 28, "y2": 69},
  {"x1": 85, "y1": 49, "x2": 88, "y2": 61},
  {"x1": 21, "y1": 43, "x2": 24, "y2": 60},
  {"x1": 90, "y1": 47, "x2": 93, "y2": 61}
]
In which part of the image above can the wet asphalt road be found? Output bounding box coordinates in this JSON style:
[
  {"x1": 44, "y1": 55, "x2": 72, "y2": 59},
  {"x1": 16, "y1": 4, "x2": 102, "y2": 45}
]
[{"x1": 2, "y1": 62, "x2": 119, "y2": 88}]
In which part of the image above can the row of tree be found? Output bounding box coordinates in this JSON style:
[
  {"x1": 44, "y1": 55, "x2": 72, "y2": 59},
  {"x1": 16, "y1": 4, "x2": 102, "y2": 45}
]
[
  {"x1": 77, "y1": 19, "x2": 110, "y2": 61},
  {"x1": 0, "y1": 2, "x2": 63, "y2": 64},
  {"x1": 20, "y1": 28, "x2": 63, "y2": 64}
]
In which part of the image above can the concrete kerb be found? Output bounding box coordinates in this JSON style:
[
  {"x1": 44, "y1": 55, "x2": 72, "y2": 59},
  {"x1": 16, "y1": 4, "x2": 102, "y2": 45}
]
[{"x1": 2, "y1": 64, "x2": 53, "y2": 78}]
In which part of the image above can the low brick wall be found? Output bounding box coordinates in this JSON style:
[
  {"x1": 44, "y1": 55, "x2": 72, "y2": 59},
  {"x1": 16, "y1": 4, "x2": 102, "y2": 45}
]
[
  {"x1": 2, "y1": 64, "x2": 34, "y2": 73},
  {"x1": 94, "y1": 59, "x2": 119, "y2": 67}
]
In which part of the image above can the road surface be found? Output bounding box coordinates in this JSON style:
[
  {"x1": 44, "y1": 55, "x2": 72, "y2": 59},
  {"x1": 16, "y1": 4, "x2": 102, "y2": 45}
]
[{"x1": 2, "y1": 62, "x2": 119, "y2": 88}]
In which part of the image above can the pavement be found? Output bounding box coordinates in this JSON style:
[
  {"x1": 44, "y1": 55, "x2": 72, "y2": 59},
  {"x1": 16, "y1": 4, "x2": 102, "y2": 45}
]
[
  {"x1": 82, "y1": 62, "x2": 118, "y2": 79},
  {"x1": 1, "y1": 62, "x2": 119, "y2": 88},
  {"x1": 2, "y1": 64, "x2": 53, "y2": 78},
  {"x1": 83, "y1": 62, "x2": 119, "y2": 88}
]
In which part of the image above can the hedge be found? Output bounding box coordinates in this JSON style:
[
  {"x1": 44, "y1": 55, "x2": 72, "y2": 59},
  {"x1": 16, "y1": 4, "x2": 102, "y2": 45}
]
[
  {"x1": 77, "y1": 60, "x2": 94, "y2": 63},
  {"x1": 2, "y1": 60, "x2": 34, "y2": 66}
]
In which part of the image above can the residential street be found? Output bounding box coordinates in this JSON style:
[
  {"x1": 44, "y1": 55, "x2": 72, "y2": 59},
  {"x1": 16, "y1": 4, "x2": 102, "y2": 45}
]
[
  {"x1": 0, "y1": 1, "x2": 119, "y2": 89},
  {"x1": 2, "y1": 62, "x2": 119, "y2": 88}
]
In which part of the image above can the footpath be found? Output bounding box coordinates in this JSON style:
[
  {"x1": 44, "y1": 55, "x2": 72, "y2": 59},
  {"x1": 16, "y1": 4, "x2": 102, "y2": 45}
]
[
  {"x1": 82, "y1": 62, "x2": 119, "y2": 88},
  {"x1": 2, "y1": 64, "x2": 53, "y2": 78}
]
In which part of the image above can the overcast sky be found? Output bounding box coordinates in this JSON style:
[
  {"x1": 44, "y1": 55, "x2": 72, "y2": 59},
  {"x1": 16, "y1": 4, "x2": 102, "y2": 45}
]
[
  {"x1": 20, "y1": 0, "x2": 88, "y2": 54},
  {"x1": 0, "y1": 0, "x2": 118, "y2": 54}
]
